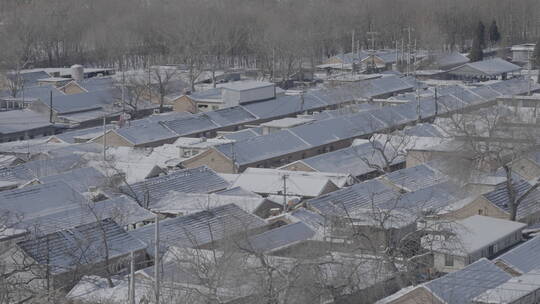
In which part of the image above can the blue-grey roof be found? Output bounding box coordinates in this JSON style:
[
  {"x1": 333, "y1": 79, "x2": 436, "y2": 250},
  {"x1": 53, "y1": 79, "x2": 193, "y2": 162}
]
[
  {"x1": 17, "y1": 218, "x2": 146, "y2": 275},
  {"x1": 16, "y1": 195, "x2": 154, "y2": 236},
  {"x1": 0, "y1": 154, "x2": 86, "y2": 183},
  {"x1": 7, "y1": 84, "x2": 65, "y2": 102},
  {"x1": 0, "y1": 181, "x2": 86, "y2": 222},
  {"x1": 52, "y1": 125, "x2": 114, "y2": 143},
  {"x1": 76, "y1": 77, "x2": 114, "y2": 92},
  {"x1": 114, "y1": 122, "x2": 179, "y2": 145},
  {"x1": 215, "y1": 186, "x2": 261, "y2": 198},
  {"x1": 0, "y1": 110, "x2": 52, "y2": 134},
  {"x1": 204, "y1": 107, "x2": 257, "y2": 126},
  {"x1": 241, "y1": 94, "x2": 326, "y2": 120},
  {"x1": 222, "y1": 128, "x2": 263, "y2": 142},
  {"x1": 21, "y1": 154, "x2": 85, "y2": 178},
  {"x1": 187, "y1": 87, "x2": 222, "y2": 101},
  {"x1": 215, "y1": 130, "x2": 312, "y2": 166},
  {"x1": 383, "y1": 164, "x2": 448, "y2": 192},
  {"x1": 451, "y1": 58, "x2": 521, "y2": 76},
  {"x1": 402, "y1": 123, "x2": 445, "y2": 137},
  {"x1": 129, "y1": 203, "x2": 267, "y2": 250},
  {"x1": 7, "y1": 70, "x2": 51, "y2": 88},
  {"x1": 120, "y1": 166, "x2": 229, "y2": 204},
  {"x1": 434, "y1": 52, "x2": 470, "y2": 69},
  {"x1": 379, "y1": 182, "x2": 464, "y2": 214},
  {"x1": 247, "y1": 222, "x2": 315, "y2": 253},
  {"x1": 470, "y1": 86, "x2": 502, "y2": 101},
  {"x1": 487, "y1": 77, "x2": 539, "y2": 95},
  {"x1": 161, "y1": 114, "x2": 220, "y2": 136},
  {"x1": 307, "y1": 179, "x2": 400, "y2": 218},
  {"x1": 298, "y1": 141, "x2": 404, "y2": 177},
  {"x1": 496, "y1": 236, "x2": 540, "y2": 274},
  {"x1": 483, "y1": 178, "x2": 540, "y2": 220},
  {"x1": 128, "y1": 111, "x2": 194, "y2": 127},
  {"x1": 49, "y1": 89, "x2": 115, "y2": 114},
  {"x1": 39, "y1": 167, "x2": 107, "y2": 194},
  {"x1": 424, "y1": 258, "x2": 512, "y2": 304}
]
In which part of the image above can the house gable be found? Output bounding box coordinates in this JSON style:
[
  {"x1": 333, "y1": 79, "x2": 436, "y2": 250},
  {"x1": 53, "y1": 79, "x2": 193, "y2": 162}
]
[{"x1": 182, "y1": 148, "x2": 235, "y2": 173}]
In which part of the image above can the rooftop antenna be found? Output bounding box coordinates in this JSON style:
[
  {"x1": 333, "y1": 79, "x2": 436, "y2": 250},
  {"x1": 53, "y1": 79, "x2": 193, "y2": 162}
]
[{"x1": 154, "y1": 214, "x2": 160, "y2": 304}]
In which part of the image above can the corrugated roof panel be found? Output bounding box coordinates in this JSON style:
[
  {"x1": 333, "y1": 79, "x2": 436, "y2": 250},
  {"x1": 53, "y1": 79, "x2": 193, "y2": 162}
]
[
  {"x1": 204, "y1": 106, "x2": 257, "y2": 126},
  {"x1": 16, "y1": 195, "x2": 154, "y2": 236},
  {"x1": 161, "y1": 114, "x2": 220, "y2": 136},
  {"x1": 120, "y1": 166, "x2": 229, "y2": 204},
  {"x1": 215, "y1": 130, "x2": 312, "y2": 165},
  {"x1": 497, "y1": 236, "x2": 540, "y2": 274},
  {"x1": 383, "y1": 163, "x2": 448, "y2": 192},
  {"x1": 17, "y1": 218, "x2": 146, "y2": 275},
  {"x1": 425, "y1": 258, "x2": 511, "y2": 304},
  {"x1": 307, "y1": 179, "x2": 400, "y2": 217},
  {"x1": 247, "y1": 222, "x2": 315, "y2": 253},
  {"x1": 115, "y1": 122, "x2": 178, "y2": 145},
  {"x1": 129, "y1": 203, "x2": 267, "y2": 250},
  {"x1": 300, "y1": 141, "x2": 404, "y2": 177}
]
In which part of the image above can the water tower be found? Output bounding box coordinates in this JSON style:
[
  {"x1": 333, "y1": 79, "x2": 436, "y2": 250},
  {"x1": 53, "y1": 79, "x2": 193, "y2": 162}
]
[{"x1": 71, "y1": 64, "x2": 84, "y2": 82}]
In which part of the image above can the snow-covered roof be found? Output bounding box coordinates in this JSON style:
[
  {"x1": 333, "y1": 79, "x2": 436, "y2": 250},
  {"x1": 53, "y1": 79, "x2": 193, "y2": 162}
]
[
  {"x1": 260, "y1": 117, "x2": 315, "y2": 129},
  {"x1": 120, "y1": 166, "x2": 229, "y2": 204},
  {"x1": 149, "y1": 191, "x2": 269, "y2": 215},
  {"x1": 230, "y1": 167, "x2": 340, "y2": 197},
  {"x1": 425, "y1": 215, "x2": 526, "y2": 256},
  {"x1": 221, "y1": 80, "x2": 274, "y2": 91}
]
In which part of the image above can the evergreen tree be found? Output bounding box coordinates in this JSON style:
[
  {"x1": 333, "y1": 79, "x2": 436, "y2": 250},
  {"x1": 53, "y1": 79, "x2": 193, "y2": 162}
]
[
  {"x1": 477, "y1": 21, "x2": 486, "y2": 48},
  {"x1": 469, "y1": 38, "x2": 484, "y2": 62},
  {"x1": 488, "y1": 20, "x2": 501, "y2": 45}
]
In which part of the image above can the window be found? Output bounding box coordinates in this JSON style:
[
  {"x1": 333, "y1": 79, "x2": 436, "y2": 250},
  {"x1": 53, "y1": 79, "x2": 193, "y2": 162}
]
[{"x1": 444, "y1": 254, "x2": 454, "y2": 267}]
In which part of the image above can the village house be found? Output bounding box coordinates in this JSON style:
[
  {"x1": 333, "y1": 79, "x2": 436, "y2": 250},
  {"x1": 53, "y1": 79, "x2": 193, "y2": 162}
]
[
  {"x1": 473, "y1": 269, "x2": 540, "y2": 304},
  {"x1": 148, "y1": 191, "x2": 281, "y2": 218},
  {"x1": 469, "y1": 178, "x2": 540, "y2": 225},
  {"x1": 424, "y1": 215, "x2": 526, "y2": 273},
  {"x1": 4, "y1": 219, "x2": 147, "y2": 292},
  {"x1": 510, "y1": 43, "x2": 536, "y2": 65},
  {"x1": 447, "y1": 58, "x2": 522, "y2": 81},
  {"x1": 494, "y1": 235, "x2": 540, "y2": 276},
  {"x1": 227, "y1": 167, "x2": 350, "y2": 200},
  {"x1": 119, "y1": 166, "x2": 230, "y2": 207},
  {"x1": 376, "y1": 258, "x2": 512, "y2": 304},
  {"x1": 129, "y1": 203, "x2": 268, "y2": 256}
]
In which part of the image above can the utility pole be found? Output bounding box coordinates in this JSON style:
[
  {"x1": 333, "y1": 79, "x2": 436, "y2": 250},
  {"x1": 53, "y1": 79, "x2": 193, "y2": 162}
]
[
  {"x1": 129, "y1": 251, "x2": 135, "y2": 304},
  {"x1": 230, "y1": 141, "x2": 237, "y2": 174},
  {"x1": 102, "y1": 116, "x2": 106, "y2": 161},
  {"x1": 528, "y1": 48, "x2": 533, "y2": 96},
  {"x1": 49, "y1": 90, "x2": 53, "y2": 123},
  {"x1": 154, "y1": 215, "x2": 160, "y2": 304},
  {"x1": 282, "y1": 173, "x2": 288, "y2": 212}
]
